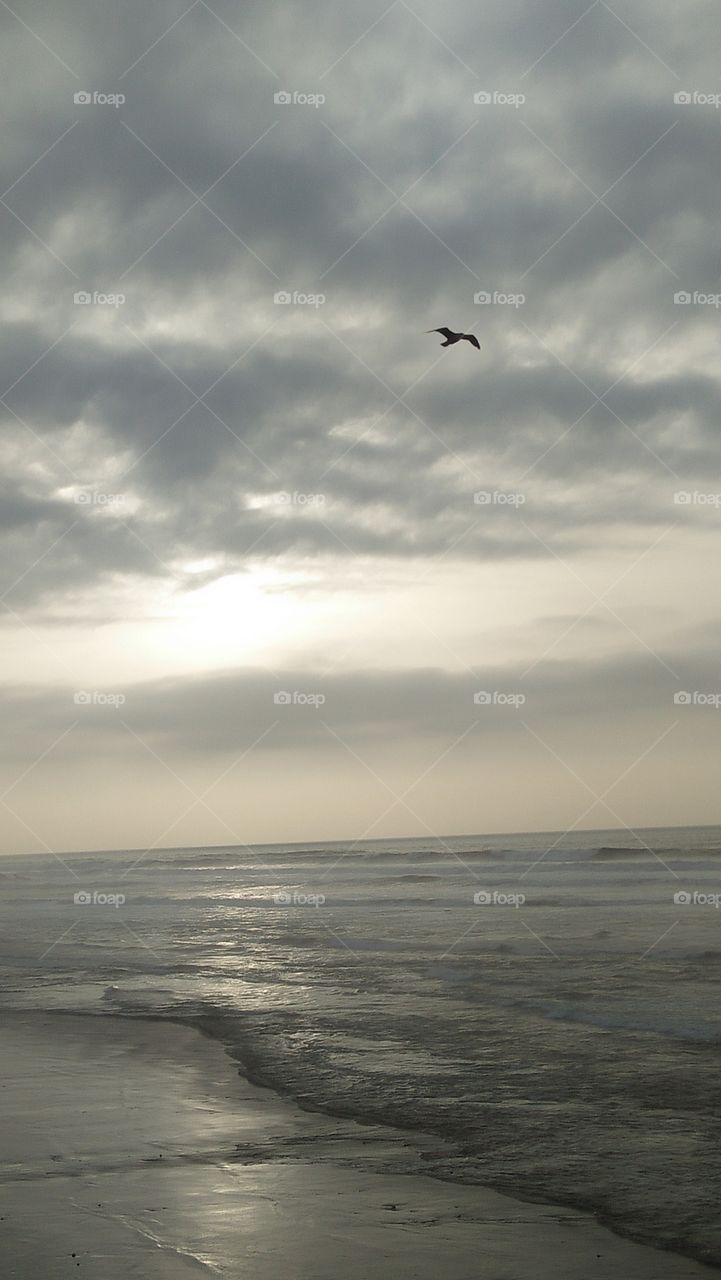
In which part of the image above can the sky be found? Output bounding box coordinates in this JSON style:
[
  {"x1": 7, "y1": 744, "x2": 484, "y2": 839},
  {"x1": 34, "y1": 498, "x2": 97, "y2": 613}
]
[{"x1": 1, "y1": 0, "x2": 720, "y2": 855}]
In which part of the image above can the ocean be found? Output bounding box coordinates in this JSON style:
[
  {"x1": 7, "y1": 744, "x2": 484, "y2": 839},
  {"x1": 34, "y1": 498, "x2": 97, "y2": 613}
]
[{"x1": 2, "y1": 824, "x2": 721, "y2": 1267}]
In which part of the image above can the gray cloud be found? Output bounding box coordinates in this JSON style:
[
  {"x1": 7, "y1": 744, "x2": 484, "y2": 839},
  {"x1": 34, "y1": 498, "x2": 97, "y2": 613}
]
[
  {"x1": 1, "y1": 0, "x2": 720, "y2": 846},
  {"x1": 0, "y1": 641, "x2": 714, "y2": 761}
]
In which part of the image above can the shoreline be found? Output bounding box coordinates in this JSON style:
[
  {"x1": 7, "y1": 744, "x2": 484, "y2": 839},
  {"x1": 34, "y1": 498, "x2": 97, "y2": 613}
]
[
  {"x1": 192, "y1": 1009, "x2": 721, "y2": 1272},
  {"x1": 2, "y1": 1007, "x2": 717, "y2": 1278}
]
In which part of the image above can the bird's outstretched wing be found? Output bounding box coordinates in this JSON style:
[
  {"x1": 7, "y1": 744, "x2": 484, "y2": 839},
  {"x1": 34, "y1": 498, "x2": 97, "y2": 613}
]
[
  {"x1": 463, "y1": 334, "x2": 481, "y2": 349},
  {"x1": 427, "y1": 327, "x2": 454, "y2": 339}
]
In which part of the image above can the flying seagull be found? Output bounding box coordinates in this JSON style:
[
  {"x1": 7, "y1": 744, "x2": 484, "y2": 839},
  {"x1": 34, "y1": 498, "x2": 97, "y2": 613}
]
[{"x1": 427, "y1": 327, "x2": 480, "y2": 350}]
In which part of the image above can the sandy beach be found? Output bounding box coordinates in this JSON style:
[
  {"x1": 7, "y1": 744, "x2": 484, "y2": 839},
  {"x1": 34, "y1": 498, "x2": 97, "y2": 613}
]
[{"x1": 0, "y1": 1010, "x2": 711, "y2": 1279}]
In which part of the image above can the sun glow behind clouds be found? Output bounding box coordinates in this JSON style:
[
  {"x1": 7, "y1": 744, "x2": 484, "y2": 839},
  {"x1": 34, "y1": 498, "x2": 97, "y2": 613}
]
[
  {"x1": 169, "y1": 566, "x2": 315, "y2": 666},
  {"x1": 0, "y1": 566, "x2": 339, "y2": 687}
]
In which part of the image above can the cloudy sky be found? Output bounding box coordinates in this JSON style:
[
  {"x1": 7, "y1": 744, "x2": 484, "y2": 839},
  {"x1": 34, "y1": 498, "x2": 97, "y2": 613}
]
[{"x1": 2, "y1": 0, "x2": 720, "y2": 855}]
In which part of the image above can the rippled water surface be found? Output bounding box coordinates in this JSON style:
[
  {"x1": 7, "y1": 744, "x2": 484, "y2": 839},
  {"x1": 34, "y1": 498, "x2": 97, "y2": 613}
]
[{"x1": 2, "y1": 826, "x2": 721, "y2": 1267}]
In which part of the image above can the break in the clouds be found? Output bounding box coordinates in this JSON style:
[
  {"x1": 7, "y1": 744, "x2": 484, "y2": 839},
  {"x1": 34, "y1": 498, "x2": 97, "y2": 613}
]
[{"x1": 1, "y1": 0, "x2": 720, "y2": 852}]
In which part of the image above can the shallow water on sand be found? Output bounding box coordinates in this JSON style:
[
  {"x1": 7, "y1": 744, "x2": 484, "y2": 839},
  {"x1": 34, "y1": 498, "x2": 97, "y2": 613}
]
[
  {"x1": 1, "y1": 1012, "x2": 713, "y2": 1280},
  {"x1": 2, "y1": 826, "x2": 721, "y2": 1268}
]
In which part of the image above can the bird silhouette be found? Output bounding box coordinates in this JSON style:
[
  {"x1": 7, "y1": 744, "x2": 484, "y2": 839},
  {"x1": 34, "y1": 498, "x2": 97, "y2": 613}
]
[{"x1": 427, "y1": 327, "x2": 480, "y2": 350}]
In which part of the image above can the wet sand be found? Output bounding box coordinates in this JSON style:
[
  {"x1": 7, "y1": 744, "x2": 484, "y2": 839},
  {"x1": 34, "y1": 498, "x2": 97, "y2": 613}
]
[{"x1": 0, "y1": 1011, "x2": 711, "y2": 1278}]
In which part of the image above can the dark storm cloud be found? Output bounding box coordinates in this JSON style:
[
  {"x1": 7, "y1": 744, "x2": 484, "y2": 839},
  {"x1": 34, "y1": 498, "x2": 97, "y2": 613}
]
[{"x1": 1, "y1": 0, "x2": 721, "y2": 608}]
